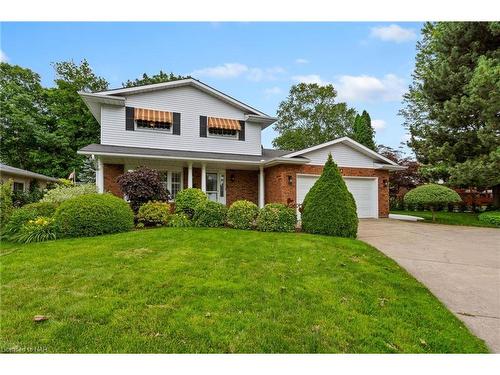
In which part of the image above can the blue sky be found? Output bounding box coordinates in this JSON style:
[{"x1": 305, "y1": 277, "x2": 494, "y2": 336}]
[{"x1": 1, "y1": 22, "x2": 422, "y2": 151}]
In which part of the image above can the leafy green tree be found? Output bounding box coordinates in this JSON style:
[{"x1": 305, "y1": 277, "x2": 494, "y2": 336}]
[
  {"x1": 0, "y1": 63, "x2": 51, "y2": 172},
  {"x1": 301, "y1": 154, "x2": 358, "y2": 238},
  {"x1": 352, "y1": 110, "x2": 376, "y2": 150},
  {"x1": 123, "y1": 70, "x2": 190, "y2": 88},
  {"x1": 46, "y1": 59, "x2": 109, "y2": 178},
  {"x1": 400, "y1": 22, "x2": 500, "y2": 206},
  {"x1": 273, "y1": 83, "x2": 357, "y2": 151}
]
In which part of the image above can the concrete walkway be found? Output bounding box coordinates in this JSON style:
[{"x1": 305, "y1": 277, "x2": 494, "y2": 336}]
[{"x1": 358, "y1": 219, "x2": 500, "y2": 352}]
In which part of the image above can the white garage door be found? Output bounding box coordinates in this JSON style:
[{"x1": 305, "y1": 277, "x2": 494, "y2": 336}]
[{"x1": 296, "y1": 175, "x2": 378, "y2": 219}]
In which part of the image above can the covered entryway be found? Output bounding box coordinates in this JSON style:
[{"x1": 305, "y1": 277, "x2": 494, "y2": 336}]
[{"x1": 296, "y1": 174, "x2": 378, "y2": 218}]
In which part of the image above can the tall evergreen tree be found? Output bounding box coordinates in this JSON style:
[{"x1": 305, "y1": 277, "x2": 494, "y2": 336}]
[
  {"x1": 352, "y1": 110, "x2": 376, "y2": 150},
  {"x1": 400, "y1": 22, "x2": 500, "y2": 205}
]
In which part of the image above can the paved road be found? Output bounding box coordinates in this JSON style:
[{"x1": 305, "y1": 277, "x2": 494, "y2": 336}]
[{"x1": 358, "y1": 219, "x2": 500, "y2": 352}]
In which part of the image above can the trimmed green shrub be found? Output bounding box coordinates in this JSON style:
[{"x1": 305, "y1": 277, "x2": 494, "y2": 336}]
[
  {"x1": 54, "y1": 193, "x2": 134, "y2": 238},
  {"x1": 227, "y1": 200, "x2": 259, "y2": 230},
  {"x1": 478, "y1": 211, "x2": 500, "y2": 227},
  {"x1": 174, "y1": 188, "x2": 207, "y2": 218},
  {"x1": 15, "y1": 217, "x2": 57, "y2": 243},
  {"x1": 256, "y1": 203, "x2": 297, "y2": 232},
  {"x1": 41, "y1": 183, "x2": 96, "y2": 204},
  {"x1": 404, "y1": 184, "x2": 461, "y2": 221},
  {"x1": 194, "y1": 201, "x2": 227, "y2": 227},
  {"x1": 168, "y1": 212, "x2": 192, "y2": 228},
  {"x1": 301, "y1": 154, "x2": 358, "y2": 238},
  {"x1": 137, "y1": 201, "x2": 171, "y2": 227},
  {"x1": 2, "y1": 202, "x2": 59, "y2": 238},
  {"x1": 0, "y1": 180, "x2": 13, "y2": 226}
]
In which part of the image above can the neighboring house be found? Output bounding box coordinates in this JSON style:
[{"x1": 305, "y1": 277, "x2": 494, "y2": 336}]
[
  {"x1": 0, "y1": 163, "x2": 58, "y2": 192},
  {"x1": 78, "y1": 78, "x2": 404, "y2": 218}
]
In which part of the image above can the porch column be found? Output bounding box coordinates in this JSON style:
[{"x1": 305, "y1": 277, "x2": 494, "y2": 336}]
[
  {"x1": 201, "y1": 163, "x2": 207, "y2": 193},
  {"x1": 188, "y1": 162, "x2": 193, "y2": 188},
  {"x1": 259, "y1": 165, "x2": 265, "y2": 208},
  {"x1": 96, "y1": 156, "x2": 104, "y2": 194}
]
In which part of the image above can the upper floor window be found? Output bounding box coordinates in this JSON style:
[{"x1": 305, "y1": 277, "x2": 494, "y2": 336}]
[
  {"x1": 207, "y1": 117, "x2": 241, "y2": 140},
  {"x1": 135, "y1": 108, "x2": 173, "y2": 132},
  {"x1": 136, "y1": 119, "x2": 172, "y2": 131}
]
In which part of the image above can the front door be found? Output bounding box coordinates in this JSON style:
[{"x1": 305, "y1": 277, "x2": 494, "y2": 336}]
[{"x1": 206, "y1": 171, "x2": 226, "y2": 205}]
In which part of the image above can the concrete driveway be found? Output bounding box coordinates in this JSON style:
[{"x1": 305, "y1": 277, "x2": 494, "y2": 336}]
[{"x1": 358, "y1": 219, "x2": 500, "y2": 352}]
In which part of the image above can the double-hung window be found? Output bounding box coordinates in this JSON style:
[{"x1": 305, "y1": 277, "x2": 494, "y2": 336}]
[
  {"x1": 159, "y1": 170, "x2": 183, "y2": 200},
  {"x1": 13, "y1": 182, "x2": 25, "y2": 192}
]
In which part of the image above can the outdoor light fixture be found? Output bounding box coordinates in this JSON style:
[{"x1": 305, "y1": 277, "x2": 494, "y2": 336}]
[
  {"x1": 383, "y1": 179, "x2": 388, "y2": 187},
  {"x1": 230, "y1": 174, "x2": 235, "y2": 183},
  {"x1": 287, "y1": 175, "x2": 293, "y2": 185}
]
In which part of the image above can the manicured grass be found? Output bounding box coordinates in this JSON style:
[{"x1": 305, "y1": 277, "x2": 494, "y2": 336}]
[
  {"x1": 0, "y1": 227, "x2": 488, "y2": 353},
  {"x1": 391, "y1": 210, "x2": 498, "y2": 228}
]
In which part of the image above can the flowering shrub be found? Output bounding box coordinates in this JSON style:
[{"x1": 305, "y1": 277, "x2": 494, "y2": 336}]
[
  {"x1": 168, "y1": 213, "x2": 192, "y2": 228},
  {"x1": 227, "y1": 200, "x2": 259, "y2": 230},
  {"x1": 2, "y1": 202, "x2": 58, "y2": 239},
  {"x1": 41, "y1": 183, "x2": 96, "y2": 204},
  {"x1": 15, "y1": 217, "x2": 57, "y2": 243},
  {"x1": 137, "y1": 201, "x2": 171, "y2": 227}
]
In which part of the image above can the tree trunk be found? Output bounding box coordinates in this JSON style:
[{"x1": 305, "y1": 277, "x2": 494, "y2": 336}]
[
  {"x1": 431, "y1": 207, "x2": 436, "y2": 222},
  {"x1": 493, "y1": 184, "x2": 500, "y2": 209}
]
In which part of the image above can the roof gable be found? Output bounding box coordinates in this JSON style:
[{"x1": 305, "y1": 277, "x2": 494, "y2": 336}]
[{"x1": 284, "y1": 137, "x2": 401, "y2": 167}]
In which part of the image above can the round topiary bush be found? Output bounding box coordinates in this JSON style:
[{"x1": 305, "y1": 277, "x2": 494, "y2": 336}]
[
  {"x1": 137, "y1": 201, "x2": 171, "y2": 227},
  {"x1": 404, "y1": 184, "x2": 461, "y2": 221},
  {"x1": 227, "y1": 200, "x2": 260, "y2": 230},
  {"x1": 478, "y1": 211, "x2": 500, "y2": 227},
  {"x1": 193, "y1": 201, "x2": 228, "y2": 227},
  {"x1": 2, "y1": 202, "x2": 59, "y2": 238},
  {"x1": 301, "y1": 154, "x2": 358, "y2": 238},
  {"x1": 256, "y1": 203, "x2": 297, "y2": 232},
  {"x1": 54, "y1": 193, "x2": 134, "y2": 238},
  {"x1": 174, "y1": 188, "x2": 207, "y2": 218}
]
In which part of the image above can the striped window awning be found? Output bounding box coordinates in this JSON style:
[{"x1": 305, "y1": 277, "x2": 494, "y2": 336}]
[
  {"x1": 208, "y1": 117, "x2": 241, "y2": 131},
  {"x1": 134, "y1": 108, "x2": 173, "y2": 123}
]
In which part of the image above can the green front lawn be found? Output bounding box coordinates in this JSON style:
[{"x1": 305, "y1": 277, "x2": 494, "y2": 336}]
[
  {"x1": 391, "y1": 210, "x2": 498, "y2": 228},
  {"x1": 0, "y1": 227, "x2": 487, "y2": 353}
]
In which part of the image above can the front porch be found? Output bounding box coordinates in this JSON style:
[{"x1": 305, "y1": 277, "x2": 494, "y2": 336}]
[{"x1": 96, "y1": 156, "x2": 266, "y2": 208}]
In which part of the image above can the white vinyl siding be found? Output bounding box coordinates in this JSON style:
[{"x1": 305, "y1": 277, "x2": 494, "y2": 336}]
[
  {"x1": 300, "y1": 143, "x2": 376, "y2": 168},
  {"x1": 100, "y1": 85, "x2": 261, "y2": 155},
  {"x1": 296, "y1": 175, "x2": 378, "y2": 219}
]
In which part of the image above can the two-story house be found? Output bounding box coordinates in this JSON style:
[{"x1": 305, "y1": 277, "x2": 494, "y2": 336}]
[{"x1": 78, "y1": 78, "x2": 403, "y2": 218}]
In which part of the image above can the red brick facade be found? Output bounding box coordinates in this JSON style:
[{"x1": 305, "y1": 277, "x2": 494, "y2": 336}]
[
  {"x1": 226, "y1": 169, "x2": 259, "y2": 207},
  {"x1": 103, "y1": 164, "x2": 124, "y2": 197},
  {"x1": 264, "y1": 164, "x2": 389, "y2": 217},
  {"x1": 102, "y1": 162, "x2": 389, "y2": 217}
]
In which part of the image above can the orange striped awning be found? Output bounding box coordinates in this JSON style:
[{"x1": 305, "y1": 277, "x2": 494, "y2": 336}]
[
  {"x1": 208, "y1": 117, "x2": 241, "y2": 131},
  {"x1": 134, "y1": 108, "x2": 173, "y2": 123}
]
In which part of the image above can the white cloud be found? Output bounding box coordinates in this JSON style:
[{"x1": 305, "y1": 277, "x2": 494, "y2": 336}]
[
  {"x1": 292, "y1": 74, "x2": 329, "y2": 85},
  {"x1": 191, "y1": 63, "x2": 248, "y2": 79},
  {"x1": 264, "y1": 86, "x2": 283, "y2": 96},
  {"x1": 0, "y1": 49, "x2": 8, "y2": 62},
  {"x1": 191, "y1": 63, "x2": 285, "y2": 81},
  {"x1": 247, "y1": 66, "x2": 285, "y2": 82},
  {"x1": 335, "y1": 74, "x2": 405, "y2": 102},
  {"x1": 295, "y1": 58, "x2": 309, "y2": 64},
  {"x1": 372, "y1": 119, "x2": 386, "y2": 130},
  {"x1": 370, "y1": 24, "x2": 417, "y2": 43}
]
